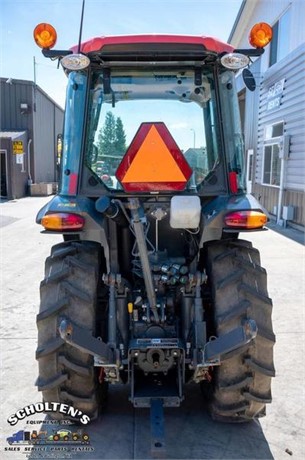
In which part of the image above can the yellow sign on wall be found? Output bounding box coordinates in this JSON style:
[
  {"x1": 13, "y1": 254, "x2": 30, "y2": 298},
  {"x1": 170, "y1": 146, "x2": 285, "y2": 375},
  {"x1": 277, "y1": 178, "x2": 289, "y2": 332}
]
[{"x1": 13, "y1": 141, "x2": 24, "y2": 154}]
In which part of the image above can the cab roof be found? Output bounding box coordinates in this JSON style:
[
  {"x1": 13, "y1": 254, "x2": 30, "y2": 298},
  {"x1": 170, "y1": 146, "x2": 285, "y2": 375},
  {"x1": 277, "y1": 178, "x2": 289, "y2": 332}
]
[{"x1": 70, "y1": 34, "x2": 234, "y2": 55}]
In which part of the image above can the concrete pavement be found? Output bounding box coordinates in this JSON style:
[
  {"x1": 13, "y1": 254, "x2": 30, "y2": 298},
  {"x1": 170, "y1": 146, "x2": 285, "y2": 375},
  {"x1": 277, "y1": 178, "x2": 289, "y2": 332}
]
[{"x1": 0, "y1": 196, "x2": 304, "y2": 459}]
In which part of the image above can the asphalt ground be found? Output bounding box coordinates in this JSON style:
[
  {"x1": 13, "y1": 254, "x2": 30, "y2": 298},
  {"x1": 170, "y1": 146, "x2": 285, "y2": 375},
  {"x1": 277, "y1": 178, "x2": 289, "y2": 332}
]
[{"x1": 0, "y1": 196, "x2": 304, "y2": 460}]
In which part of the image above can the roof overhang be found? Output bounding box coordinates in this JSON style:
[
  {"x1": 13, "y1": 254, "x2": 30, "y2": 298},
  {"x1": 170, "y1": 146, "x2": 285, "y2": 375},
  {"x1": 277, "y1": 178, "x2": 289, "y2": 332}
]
[
  {"x1": 0, "y1": 131, "x2": 27, "y2": 140},
  {"x1": 228, "y1": 0, "x2": 257, "y2": 48},
  {"x1": 70, "y1": 34, "x2": 234, "y2": 55}
]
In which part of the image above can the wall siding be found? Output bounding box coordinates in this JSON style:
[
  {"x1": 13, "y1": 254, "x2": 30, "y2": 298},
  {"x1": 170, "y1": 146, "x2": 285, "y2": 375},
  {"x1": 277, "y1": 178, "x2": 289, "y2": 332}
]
[
  {"x1": 257, "y1": 44, "x2": 305, "y2": 190},
  {"x1": 254, "y1": 184, "x2": 305, "y2": 227},
  {"x1": 33, "y1": 90, "x2": 57, "y2": 183},
  {"x1": 252, "y1": 44, "x2": 305, "y2": 227},
  {"x1": 284, "y1": 190, "x2": 305, "y2": 225},
  {"x1": 231, "y1": 0, "x2": 305, "y2": 230},
  {"x1": 253, "y1": 184, "x2": 279, "y2": 215},
  {"x1": 1, "y1": 80, "x2": 34, "y2": 136},
  {"x1": 1, "y1": 78, "x2": 64, "y2": 187}
]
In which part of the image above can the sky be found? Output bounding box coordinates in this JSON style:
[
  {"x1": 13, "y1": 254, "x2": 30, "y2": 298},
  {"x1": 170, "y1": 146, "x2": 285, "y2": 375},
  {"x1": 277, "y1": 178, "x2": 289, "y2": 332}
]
[{"x1": 1, "y1": 0, "x2": 243, "y2": 108}]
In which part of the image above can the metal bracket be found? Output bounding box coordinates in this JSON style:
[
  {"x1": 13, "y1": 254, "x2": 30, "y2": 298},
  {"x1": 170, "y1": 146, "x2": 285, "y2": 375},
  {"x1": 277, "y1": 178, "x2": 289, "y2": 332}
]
[
  {"x1": 191, "y1": 319, "x2": 257, "y2": 382},
  {"x1": 59, "y1": 319, "x2": 122, "y2": 382},
  {"x1": 150, "y1": 399, "x2": 166, "y2": 458},
  {"x1": 59, "y1": 319, "x2": 115, "y2": 364},
  {"x1": 204, "y1": 319, "x2": 257, "y2": 363}
]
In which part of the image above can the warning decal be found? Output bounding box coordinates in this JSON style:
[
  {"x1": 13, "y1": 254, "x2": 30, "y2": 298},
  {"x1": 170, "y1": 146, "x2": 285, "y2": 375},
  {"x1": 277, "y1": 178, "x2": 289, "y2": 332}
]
[{"x1": 13, "y1": 141, "x2": 24, "y2": 154}]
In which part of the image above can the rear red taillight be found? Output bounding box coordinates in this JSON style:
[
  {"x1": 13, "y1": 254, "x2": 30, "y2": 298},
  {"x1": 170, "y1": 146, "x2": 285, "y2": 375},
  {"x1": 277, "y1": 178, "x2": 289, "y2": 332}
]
[
  {"x1": 228, "y1": 171, "x2": 238, "y2": 194},
  {"x1": 41, "y1": 213, "x2": 84, "y2": 231},
  {"x1": 224, "y1": 210, "x2": 267, "y2": 229}
]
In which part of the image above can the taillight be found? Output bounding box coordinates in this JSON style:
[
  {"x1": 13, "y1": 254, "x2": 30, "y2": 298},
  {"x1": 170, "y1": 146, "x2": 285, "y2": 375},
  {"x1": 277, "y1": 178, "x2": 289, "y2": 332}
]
[
  {"x1": 41, "y1": 213, "x2": 84, "y2": 231},
  {"x1": 228, "y1": 171, "x2": 238, "y2": 194},
  {"x1": 224, "y1": 211, "x2": 267, "y2": 229}
]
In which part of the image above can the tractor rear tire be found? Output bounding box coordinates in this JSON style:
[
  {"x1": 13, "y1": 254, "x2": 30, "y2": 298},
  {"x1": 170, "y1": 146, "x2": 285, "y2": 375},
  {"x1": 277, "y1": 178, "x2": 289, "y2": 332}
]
[
  {"x1": 205, "y1": 239, "x2": 275, "y2": 422},
  {"x1": 36, "y1": 241, "x2": 107, "y2": 422}
]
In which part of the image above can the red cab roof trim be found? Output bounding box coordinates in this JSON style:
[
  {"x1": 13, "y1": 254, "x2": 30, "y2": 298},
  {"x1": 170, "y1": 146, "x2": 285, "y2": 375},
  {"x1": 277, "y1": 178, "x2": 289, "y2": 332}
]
[{"x1": 70, "y1": 34, "x2": 234, "y2": 55}]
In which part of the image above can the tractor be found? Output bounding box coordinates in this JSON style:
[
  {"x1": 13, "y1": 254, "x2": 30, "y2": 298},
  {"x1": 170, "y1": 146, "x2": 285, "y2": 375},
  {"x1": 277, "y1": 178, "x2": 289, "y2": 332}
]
[{"x1": 33, "y1": 21, "x2": 275, "y2": 453}]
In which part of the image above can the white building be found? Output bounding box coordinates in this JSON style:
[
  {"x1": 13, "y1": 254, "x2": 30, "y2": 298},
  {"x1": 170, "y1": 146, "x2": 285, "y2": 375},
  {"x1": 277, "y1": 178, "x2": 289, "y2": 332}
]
[{"x1": 229, "y1": 0, "x2": 305, "y2": 230}]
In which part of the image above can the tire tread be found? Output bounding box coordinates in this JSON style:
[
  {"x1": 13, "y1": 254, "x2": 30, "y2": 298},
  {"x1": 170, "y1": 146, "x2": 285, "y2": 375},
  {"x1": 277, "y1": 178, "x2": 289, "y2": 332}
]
[
  {"x1": 205, "y1": 239, "x2": 275, "y2": 422},
  {"x1": 36, "y1": 241, "x2": 106, "y2": 421}
]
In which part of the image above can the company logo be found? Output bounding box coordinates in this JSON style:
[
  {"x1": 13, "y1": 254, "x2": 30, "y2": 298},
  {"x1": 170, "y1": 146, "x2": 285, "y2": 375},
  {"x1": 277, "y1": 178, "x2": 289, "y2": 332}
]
[
  {"x1": 7, "y1": 402, "x2": 91, "y2": 426},
  {"x1": 6, "y1": 428, "x2": 90, "y2": 446}
]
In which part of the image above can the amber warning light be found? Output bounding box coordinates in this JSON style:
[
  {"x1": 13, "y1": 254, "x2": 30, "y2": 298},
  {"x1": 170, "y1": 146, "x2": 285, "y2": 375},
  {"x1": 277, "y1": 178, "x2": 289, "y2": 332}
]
[
  {"x1": 116, "y1": 122, "x2": 192, "y2": 192},
  {"x1": 33, "y1": 23, "x2": 57, "y2": 49},
  {"x1": 249, "y1": 22, "x2": 273, "y2": 48}
]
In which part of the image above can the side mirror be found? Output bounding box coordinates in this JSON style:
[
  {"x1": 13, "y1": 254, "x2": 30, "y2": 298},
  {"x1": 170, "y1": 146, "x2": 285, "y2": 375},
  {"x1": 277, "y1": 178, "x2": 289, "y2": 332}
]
[{"x1": 242, "y1": 69, "x2": 256, "y2": 92}]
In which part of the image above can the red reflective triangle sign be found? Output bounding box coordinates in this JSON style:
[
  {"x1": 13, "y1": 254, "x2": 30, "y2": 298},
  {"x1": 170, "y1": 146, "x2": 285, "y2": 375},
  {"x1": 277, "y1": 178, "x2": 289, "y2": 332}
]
[{"x1": 116, "y1": 122, "x2": 192, "y2": 192}]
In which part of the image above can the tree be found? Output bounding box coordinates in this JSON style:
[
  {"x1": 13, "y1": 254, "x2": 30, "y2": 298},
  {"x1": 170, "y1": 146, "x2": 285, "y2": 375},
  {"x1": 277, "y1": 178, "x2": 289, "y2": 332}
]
[
  {"x1": 97, "y1": 112, "x2": 116, "y2": 157},
  {"x1": 114, "y1": 117, "x2": 126, "y2": 155},
  {"x1": 97, "y1": 112, "x2": 126, "y2": 157}
]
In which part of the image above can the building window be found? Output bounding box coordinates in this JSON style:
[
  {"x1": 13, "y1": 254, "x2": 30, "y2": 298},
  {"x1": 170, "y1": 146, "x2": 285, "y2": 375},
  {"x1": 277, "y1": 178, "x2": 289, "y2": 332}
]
[
  {"x1": 263, "y1": 144, "x2": 281, "y2": 186},
  {"x1": 263, "y1": 121, "x2": 284, "y2": 186},
  {"x1": 265, "y1": 121, "x2": 284, "y2": 139},
  {"x1": 269, "y1": 8, "x2": 291, "y2": 67}
]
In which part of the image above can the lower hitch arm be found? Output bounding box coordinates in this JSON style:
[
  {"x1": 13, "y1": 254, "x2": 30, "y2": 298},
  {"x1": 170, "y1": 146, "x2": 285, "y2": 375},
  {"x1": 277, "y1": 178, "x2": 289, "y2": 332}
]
[
  {"x1": 204, "y1": 319, "x2": 258, "y2": 363},
  {"x1": 59, "y1": 319, "x2": 114, "y2": 364}
]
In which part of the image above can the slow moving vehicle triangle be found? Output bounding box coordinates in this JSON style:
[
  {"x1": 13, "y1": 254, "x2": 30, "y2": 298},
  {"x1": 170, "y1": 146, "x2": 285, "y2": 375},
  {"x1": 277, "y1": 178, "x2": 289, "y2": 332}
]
[{"x1": 116, "y1": 122, "x2": 192, "y2": 192}]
